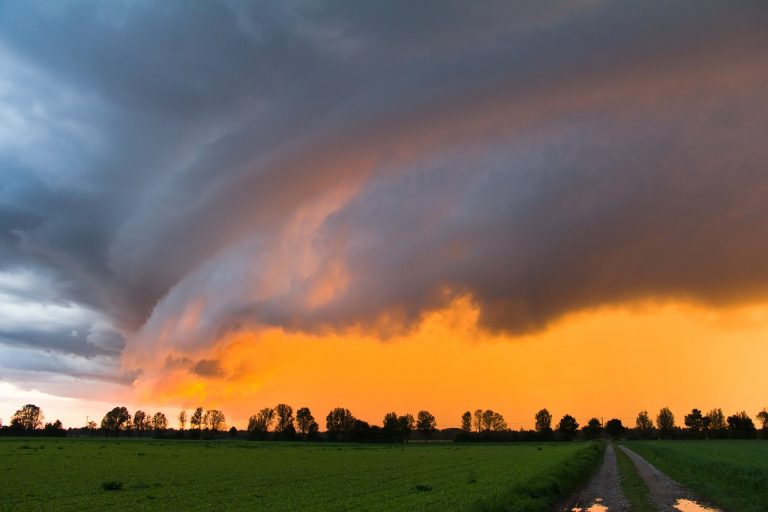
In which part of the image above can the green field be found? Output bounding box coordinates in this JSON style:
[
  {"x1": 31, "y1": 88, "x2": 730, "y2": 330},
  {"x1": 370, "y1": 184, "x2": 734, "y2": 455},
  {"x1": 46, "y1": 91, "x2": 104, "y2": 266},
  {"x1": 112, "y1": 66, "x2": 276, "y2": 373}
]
[
  {"x1": 623, "y1": 440, "x2": 768, "y2": 512},
  {"x1": 0, "y1": 439, "x2": 601, "y2": 511}
]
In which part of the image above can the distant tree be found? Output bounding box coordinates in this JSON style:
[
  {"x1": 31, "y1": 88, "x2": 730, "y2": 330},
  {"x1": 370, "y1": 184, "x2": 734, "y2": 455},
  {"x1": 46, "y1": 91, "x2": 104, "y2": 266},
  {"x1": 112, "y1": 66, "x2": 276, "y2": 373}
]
[
  {"x1": 206, "y1": 410, "x2": 226, "y2": 432},
  {"x1": 605, "y1": 419, "x2": 625, "y2": 440},
  {"x1": 247, "y1": 408, "x2": 275, "y2": 439},
  {"x1": 152, "y1": 412, "x2": 168, "y2": 432},
  {"x1": 535, "y1": 409, "x2": 553, "y2": 439},
  {"x1": 11, "y1": 404, "x2": 44, "y2": 431},
  {"x1": 133, "y1": 410, "x2": 151, "y2": 436},
  {"x1": 190, "y1": 407, "x2": 204, "y2": 431},
  {"x1": 757, "y1": 408, "x2": 768, "y2": 430},
  {"x1": 178, "y1": 410, "x2": 187, "y2": 431},
  {"x1": 635, "y1": 410, "x2": 654, "y2": 438},
  {"x1": 583, "y1": 418, "x2": 602, "y2": 440},
  {"x1": 296, "y1": 407, "x2": 315, "y2": 437},
  {"x1": 274, "y1": 404, "x2": 294, "y2": 433},
  {"x1": 416, "y1": 410, "x2": 437, "y2": 442},
  {"x1": 86, "y1": 420, "x2": 97, "y2": 431},
  {"x1": 43, "y1": 420, "x2": 65, "y2": 436},
  {"x1": 557, "y1": 415, "x2": 579, "y2": 441},
  {"x1": 473, "y1": 409, "x2": 483, "y2": 433},
  {"x1": 706, "y1": 408, "x2": 726, "y2": 431},
  {"x1": 727, "y1": 411, "x2": 755, "y2": 435},
  {"x1": 229, "y1": 426, "x2": 238, "y2": 438},
  {"x1": 478, "y1": 410, "x2": 506, "y2": 432},
  {"x1": 460, "y1": 411, "x2": 472, "y2": 432},
  {"x1": 684, "y1": 409, "x2": 703, "y2": 433},
  {"x1": 656, "y1": 407, "x2": 675, "y2": 438},
  {"x1": 398, "y1": 414, "x2": 415, "y2": 441},
  {"x1": 326, "y1": 407, "x2": 356, "y2": 441},
  {"x1": 101, "y1": 406, "x2": 131, "y2": 436}
]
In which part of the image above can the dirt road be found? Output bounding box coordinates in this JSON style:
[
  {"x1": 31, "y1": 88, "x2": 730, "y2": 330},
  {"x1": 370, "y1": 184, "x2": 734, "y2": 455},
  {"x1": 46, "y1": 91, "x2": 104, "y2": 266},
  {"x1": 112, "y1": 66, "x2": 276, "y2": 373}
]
[
  {"x1": 561, "y1": 443, "x2": 629, "y2": 511},
  {"x1": 617, "y1": 446, "x2": 720, "y2": 512}
]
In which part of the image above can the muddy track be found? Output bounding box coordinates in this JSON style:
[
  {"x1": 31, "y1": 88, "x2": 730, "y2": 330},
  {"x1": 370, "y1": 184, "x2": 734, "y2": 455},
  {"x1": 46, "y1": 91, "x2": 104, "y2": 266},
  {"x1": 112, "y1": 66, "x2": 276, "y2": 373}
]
[
  {"x1": 617, "y1": 445, "x2": 720, "y2": 512},
  {"x1": 559, "y1": 443, "x2": 629, "y2": 511}
]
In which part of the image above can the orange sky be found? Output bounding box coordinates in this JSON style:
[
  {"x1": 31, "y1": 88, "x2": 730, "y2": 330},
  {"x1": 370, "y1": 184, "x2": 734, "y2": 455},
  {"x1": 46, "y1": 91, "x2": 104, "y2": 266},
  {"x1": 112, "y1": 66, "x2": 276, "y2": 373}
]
[{"x1": 115, "y1": 296, "x2": 765, "y2": 431}]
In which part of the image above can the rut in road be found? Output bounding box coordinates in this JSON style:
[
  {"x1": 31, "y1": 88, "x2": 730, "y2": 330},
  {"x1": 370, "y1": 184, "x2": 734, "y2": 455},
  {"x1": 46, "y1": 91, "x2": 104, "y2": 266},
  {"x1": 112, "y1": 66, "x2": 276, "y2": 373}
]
[
  {"x1": 617, "y1": 445, "x2": 721, "y2": 512},
  {"x1": 562, "y1": 443, "x2": 629, "y2": 511}
]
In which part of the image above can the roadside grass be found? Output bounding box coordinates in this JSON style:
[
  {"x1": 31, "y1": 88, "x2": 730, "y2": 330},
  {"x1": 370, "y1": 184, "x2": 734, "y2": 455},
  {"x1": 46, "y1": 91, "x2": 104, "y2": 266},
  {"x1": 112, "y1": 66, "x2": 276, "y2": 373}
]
[
  {"x1": 0, "y1": 438, "x2": 601, "y2": 511},
  {"x1": 614, "y1": 445, "x2": 654, "y2": 512},
  {"x1": 473, "y1": 441, "x2": 605, "y2": 512},
  {"x1": 624, "y1": 440, "x2": 768, "y2": 512}
]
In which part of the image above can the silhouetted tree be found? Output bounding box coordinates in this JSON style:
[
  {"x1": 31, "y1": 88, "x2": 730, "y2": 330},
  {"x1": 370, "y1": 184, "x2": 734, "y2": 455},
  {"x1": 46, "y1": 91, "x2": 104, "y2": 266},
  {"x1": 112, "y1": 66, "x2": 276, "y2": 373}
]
[
  {"x1": 101, "y1": 406, "x2": 131, "y2": 436},
  {"x1": 152, "y1": 412, "x2": 167, "y2": 432},
  {"x1": 229, "y1": 426, "x2": 238, "y2": 438},
  {"x1": 479, "y1": 410, "x2": 507, "y2": 432},
  {"x1": 535, "y1": 409, "x2": 553, "y2": 439},
  {"x1": 635, "y1": 410, "x2": 654, "y2": 438},
  {"x1": 727, "y1": 411, "x2": 755, "y2": 437},
  {"x1": 398, "y1": 414, "x2": 415, "y2": 441},
  {"x1": 205, "y1": 410, "x2": 226, "y2": 434},
  {"x1": 461, "y1": 411, "x2": 472, "y2": 432},
  {"x1": 296, "y1": 407, "x2": 315, "y2": 437},
  {"x1": 684, "y1": 409, "x2": 703, "y2": 434},
  {"x1": 656, "y1": 407, "x2": 675, "y2": 438},
  {"x1": 382, "y1": 412, "x2": 402, "y2": 442},
  {"x1": 11, "y1": 404, "x2": 44, "y2": 432},
  {"x1": 247, "y1": 408, "x2": 275, "y2": 440},
  {"x1": 583, "y1": 418, "x2": 602, "y2": 440},
  {"x1": 133, "y1": 410, "x2": 151, "y2": 437},
  {"x1": 417, "y1": 410, "x2": 437, "y2": 442},
  {"x1": 706, "y1": 408, "x2": 726, "y2": 431},
  {"x1": 326, "y1": 407, "x2": 355, "y2": 441},
  {"x1": 557, "y1": 414, "x2": 579, "y2": 441},
  {"x1": 757, "y1": 408, "x2": 768, "y2": 431},
  {"x1": 178, "y1": 410, "x2": 187, "y2": 431},
  {"x1": 274, "y1": 404, "x2": 294, "y2": 434},
  {"x1": 473, "y1": 409, "x2": 483, "y2": 433},
  {"x1": 605, "y1": 419, "x2": 625, "y2": 439},
  {"x1": 190, "y1": 407, "x2": 204, "y2": 432},
  {"x1": 43, "y1": 420, "x2": 65, "y2": 437}
]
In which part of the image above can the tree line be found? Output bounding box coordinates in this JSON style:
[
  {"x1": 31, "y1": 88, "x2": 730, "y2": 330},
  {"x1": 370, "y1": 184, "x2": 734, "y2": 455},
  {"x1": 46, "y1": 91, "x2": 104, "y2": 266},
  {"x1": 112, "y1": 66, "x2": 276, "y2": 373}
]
[{"x1": 2, "y1": 403, "x2": 767, "y2": 442}]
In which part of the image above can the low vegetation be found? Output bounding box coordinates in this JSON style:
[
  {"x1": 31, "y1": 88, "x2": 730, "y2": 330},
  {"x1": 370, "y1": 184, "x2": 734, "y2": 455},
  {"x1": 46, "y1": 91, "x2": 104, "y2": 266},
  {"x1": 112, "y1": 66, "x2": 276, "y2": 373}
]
[
  {"x1": 0, "y1": 439, "x2": 599, "y2": 511},
  {"x1": 614, "y1": 446, "x2": 654, "y2": 512},
  {"x1": 623, "y1": 440, "x2": 768, "y2": 512}
]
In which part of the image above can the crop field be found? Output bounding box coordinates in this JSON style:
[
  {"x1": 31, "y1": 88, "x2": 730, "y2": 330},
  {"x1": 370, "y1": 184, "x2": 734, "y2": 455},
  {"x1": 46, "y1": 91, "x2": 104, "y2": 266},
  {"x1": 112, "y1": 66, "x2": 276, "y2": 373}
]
[
  {"x1": 0, "y1": 439, "x2": 601, "y2": 511},
  {"x1": 623, "y1": 440, "x2": 768, "y2": 512}
]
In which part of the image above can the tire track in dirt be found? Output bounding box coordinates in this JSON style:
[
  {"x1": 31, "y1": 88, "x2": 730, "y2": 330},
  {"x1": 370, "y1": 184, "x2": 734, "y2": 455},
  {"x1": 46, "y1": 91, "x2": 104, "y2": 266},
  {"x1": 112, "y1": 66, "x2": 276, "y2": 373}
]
[
  {"x1": 559, "y1": 443, "x2": 629, "y2": 511},
  {"x1": 617, "y1": 445, "x2": 721, "y2": 512}
]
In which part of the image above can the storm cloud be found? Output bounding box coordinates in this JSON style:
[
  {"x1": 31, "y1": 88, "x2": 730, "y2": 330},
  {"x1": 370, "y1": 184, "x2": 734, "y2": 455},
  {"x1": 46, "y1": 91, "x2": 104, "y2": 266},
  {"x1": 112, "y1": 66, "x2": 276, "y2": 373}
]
[{"x1": 2, "y1": 0, "x2": 768, "y2": 390}]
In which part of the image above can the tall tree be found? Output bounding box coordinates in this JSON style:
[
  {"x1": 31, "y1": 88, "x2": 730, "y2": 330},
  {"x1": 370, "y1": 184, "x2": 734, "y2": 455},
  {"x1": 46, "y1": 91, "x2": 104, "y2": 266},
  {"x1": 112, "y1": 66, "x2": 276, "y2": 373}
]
[
  {"x1": 206, "y1": 410, "x2": 226, "y2": 432},
  {"x1": 684, "y1": 409, "x2": 703, "y2": 433},
  {"x1": 757, "y1": 408, "x2": 768, "y2": 430},
  {"x1": 460, "y1": 411, "x2": 472, "y2": 432},
  {"x1": 382, "y1": 412, "x2": 400, "y2": 441},
  {"x1": 101, "y1": 406, "x2": 131, "y2": 436},
  {"x1": 296, "y1": 407, "x2": 315, "y2": 437},
  {"x1": 133, "y1": 410, "x2": 150, "y2": 436},
  {"x1": 535, "y1": 408, "x2": 553, "y2": 438},
  {"x1": 152, "y1": 412, "x2": 168, "y2": 432},
  {"x1": 398, "y1": 414, "x2": 415, "y2": 441},
  {"x1": 557, "y1": 414, "x2": 579, "y2": 441},
  {"x1": 178, "y1": 410, "x2": 187, "y2": 431},
  {"x1": 706, "y1": 408, "x2": 726, "y2": 430},
  {"x1": 190, "y1": 407, "x2": 204, "y2": 431},
  {"x1": 416, "y1": 410, "x2": 437, "y2": 442},
  {"x1": 473, "y1": 409, "x2": 483, "y2": 433},
  {"x1": 274, "y1": 404, "x2": 294, "y2": 433},
  {"x1": 605, "y1": 419, "x2": 625, "y2": 440},
  {"x1": 583, "y1": 418, "x2": 602, "y2": 440},
  {"x1": 326, "y1": 407, "x2": 355, "y2": 440},
  {"x1": 248, "y1": 408, "x2": 275, "y2": 436},
  {"x1": 656, "y1": 407, "x2": 675, "y2": 438},
  {"x1": 635, "y1": 410, "x2": 654, "y2": 438},
  {"x1": 11, "y1": 404, "x2": 44, "y2": 431}
]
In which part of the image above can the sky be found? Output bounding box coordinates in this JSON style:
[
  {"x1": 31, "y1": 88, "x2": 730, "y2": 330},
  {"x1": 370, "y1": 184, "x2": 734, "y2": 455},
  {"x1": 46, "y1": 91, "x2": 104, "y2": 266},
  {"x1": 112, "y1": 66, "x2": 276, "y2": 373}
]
[{"x1": 1, "y1": 0, "x2": 768, "y2": 430}]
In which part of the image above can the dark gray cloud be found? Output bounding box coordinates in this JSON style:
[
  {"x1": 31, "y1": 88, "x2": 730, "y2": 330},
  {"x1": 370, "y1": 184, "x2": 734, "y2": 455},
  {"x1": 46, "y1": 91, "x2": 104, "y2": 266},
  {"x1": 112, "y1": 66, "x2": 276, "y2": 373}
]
[{"x1": 1, "y1": 0, "x2": 768, "y2": 385}]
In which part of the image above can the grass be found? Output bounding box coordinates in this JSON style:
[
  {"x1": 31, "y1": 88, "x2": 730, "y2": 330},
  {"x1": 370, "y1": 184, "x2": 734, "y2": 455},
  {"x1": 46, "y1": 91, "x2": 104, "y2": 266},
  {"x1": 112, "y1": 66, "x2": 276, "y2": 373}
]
[
  {"x1": 613, "y1": 445, "x2": 654, "y2": 512},
  {"x1": 0, "y1": 439, "x2": 601, "y2": 511},
  {"x1": 623, "y1": 440, "x2": 768, "y2": 512}
]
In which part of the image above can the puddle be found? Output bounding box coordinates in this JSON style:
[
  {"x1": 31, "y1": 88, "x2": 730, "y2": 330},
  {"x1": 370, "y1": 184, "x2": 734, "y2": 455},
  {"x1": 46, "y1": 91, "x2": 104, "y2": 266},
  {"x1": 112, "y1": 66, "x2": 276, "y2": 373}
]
[
  {"x1": 674, "y1": 499, "x2": 720, "y2": 512},
  {"x1": 571, "y1": 497, "x2": 609, "y2": 512}
]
